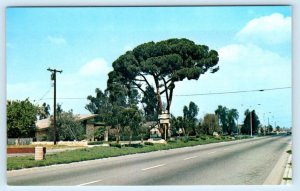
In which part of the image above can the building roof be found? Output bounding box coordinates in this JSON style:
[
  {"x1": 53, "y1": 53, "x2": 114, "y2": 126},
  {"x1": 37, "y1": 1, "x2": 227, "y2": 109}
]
[
  {"x1": 35, "y1": 114, "x2": 99, "y2": 130},
  {"x1": 35, "y1": 118, "x2": 51, "y2": 130}
]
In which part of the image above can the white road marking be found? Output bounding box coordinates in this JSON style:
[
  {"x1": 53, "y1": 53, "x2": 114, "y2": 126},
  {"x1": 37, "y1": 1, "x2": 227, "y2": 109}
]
[
  {"x1": 77, "y1": 179, "x2": 104, "y2": 186},
  {"x1": 208, "y1": 151, "x2": 216, "y2": 154},
  {"x1": 223, "y1": 148, "x2": 230, "y2": 151},
  {"x1": 141, "y1": 164, "x2": 165, "y2": 171},
  {"x1": 183, "y1": 156, "x2": 198, "y2": 160}
]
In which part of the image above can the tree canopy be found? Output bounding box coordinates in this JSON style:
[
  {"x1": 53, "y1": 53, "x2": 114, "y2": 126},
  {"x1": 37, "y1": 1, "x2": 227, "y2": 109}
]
[
  {"x1": 183, "y1": 101, "x2": 199, "y2": 135},
  {"x1": 215, "y1": 105, "x2": 239, "y2": 135},
  {"x1": 107, "y1": 38, "x2": 219, "y2": 115},
  {"x1": 7, "y1": 99, "x2": 37, "y2": 138},
  {"x1": 201, "y1": 113, "x2": 220, "y2": 135},
  {"x1": 241, "y1": 109, "x2": 260, "y2": 135}
]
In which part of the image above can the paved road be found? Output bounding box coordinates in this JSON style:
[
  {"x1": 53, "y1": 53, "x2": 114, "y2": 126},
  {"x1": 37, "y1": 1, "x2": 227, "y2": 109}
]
[{"x1": 7, "y1": 135, "x2": 291, "y2": 185}]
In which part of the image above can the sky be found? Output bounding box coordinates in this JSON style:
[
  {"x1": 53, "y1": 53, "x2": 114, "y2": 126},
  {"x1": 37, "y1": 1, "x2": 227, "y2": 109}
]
[{"x1": 6, "y1": 6, "x2": 292, "y2": 128}]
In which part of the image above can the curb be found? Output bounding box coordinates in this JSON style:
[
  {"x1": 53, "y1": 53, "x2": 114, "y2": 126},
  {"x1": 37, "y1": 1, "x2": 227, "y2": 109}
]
[{"x1": 281, "y1": 153, "x2": 292, "y2": 185}]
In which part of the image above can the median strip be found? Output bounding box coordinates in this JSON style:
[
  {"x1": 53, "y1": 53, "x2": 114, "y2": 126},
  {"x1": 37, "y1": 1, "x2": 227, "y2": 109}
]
[
  {"x1": 77, "y1": 179, "x2": 104, "y2": 186},
  {"x1": 141, "y1": 164, "x2": 165, "y2": 171}
]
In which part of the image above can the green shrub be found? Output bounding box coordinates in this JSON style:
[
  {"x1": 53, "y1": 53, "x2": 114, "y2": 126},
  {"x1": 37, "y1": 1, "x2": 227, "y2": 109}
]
[
  {"x1": 88, "y1": 141, "x2": 103, "y2": 145},
  {"x1": 144, "y1": 142, "x2": 154, "y2": 146},
  {"x1": 109, "y1": 143, "x2": 122, "y2": 148},
  {"x1": 183, "y1": 137, "x2": 189, "y2": 143},
  {"x1": 189, "y1": 137, "x2": 198, "y2": 141},
  {"x1": 124, "y1": 143, "x2": 143, "y2": 148}
]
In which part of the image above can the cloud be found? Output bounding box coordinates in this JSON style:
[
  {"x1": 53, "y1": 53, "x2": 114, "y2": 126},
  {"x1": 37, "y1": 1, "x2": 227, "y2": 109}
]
[
  {"x1": 217, "y1": 43, "x2": 290, "y2": 88},
  {"x1": 236, "y1": 13, "x2": 291, "y2": 45},
  {"x1": 47, "y1": 36, "x2": 67, "y2": 45},
  {"x1": 170, "y1": 42, "x2": 291, "y2": 117},
  {"x1": 79, "y1": 58, "x2": 112, "y2": 76}
]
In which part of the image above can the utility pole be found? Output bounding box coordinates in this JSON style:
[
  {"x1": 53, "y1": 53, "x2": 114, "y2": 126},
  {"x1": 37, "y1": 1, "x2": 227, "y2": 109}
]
[
  {"x1": 268, "y1": 117, "x2": 270, "y2": 134},
  {"x1": 250, "y1": 110, "x2": 253, "y2": 137},
  {"x1": 47, "y1": 68, "x2": 62, "y2": 145}
]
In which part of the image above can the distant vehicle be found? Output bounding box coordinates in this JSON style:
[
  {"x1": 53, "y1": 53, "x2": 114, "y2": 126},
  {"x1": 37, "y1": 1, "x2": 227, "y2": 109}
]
[{"x1": 287, "y1": 131, "x2": 292, "y2": 135}]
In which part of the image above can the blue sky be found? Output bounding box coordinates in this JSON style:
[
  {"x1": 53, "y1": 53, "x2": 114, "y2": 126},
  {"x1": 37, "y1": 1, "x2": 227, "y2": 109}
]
[{"x1": 6, "y1": 6, "x2": 292, "y2": 128}]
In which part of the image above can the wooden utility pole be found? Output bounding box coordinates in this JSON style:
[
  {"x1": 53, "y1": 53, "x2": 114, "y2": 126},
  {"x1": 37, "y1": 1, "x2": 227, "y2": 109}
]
[{"x1": 47, "y1": 68, "x2": 62, "y2": 145}]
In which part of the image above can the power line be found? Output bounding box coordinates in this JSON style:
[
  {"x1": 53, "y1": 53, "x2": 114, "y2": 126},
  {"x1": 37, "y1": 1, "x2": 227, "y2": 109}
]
[
  {"x1": 36, "y1": 86, "x2": 291, "y2": 100},
  {"x1": 172, "y1": 86, "x2": 291, "y2": 97},
  {"x1": 34, "y1": 84, "x2": 52, "y2": 102}
]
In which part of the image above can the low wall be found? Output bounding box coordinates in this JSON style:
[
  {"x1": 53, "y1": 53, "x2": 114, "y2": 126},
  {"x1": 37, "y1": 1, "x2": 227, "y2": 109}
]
[
  {"x1": 32, "y1": 141, "x2": 88, "y2": 147},
  {"x1": 7, "y1": 138, "x2": 33, "y2": 145},
  {"x1": 7, "y1": 148, "x2": 35, "y2": 154}
]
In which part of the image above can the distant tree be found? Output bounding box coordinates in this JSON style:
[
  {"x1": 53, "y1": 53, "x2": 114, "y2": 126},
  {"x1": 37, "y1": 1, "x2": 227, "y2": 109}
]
[
  {"x1": 183, "y1": 101, "x2": 199, "y2": 135},
  {"x1": 276, "y1": 126, "x2": 280, "y2": 132},
  {"x1": 215, "y1": 106, "x2": 238, "y2": 135},
  {"x1": 37, "y1": 102, "x2": 50, "y2": 120},
  {"x1": 241, "y1": 109, "x2": 260, "y2": 135},
  {"x1": 267, "y1": 125, "x2": 273, "y2": 133},
  {"x1": 107, "y1": 38, "x2": 219, "y2": 115},
  {"x1": 201, "y1": 114, "x2": 220, "y2": 135},
  {"x1": 57, "y1": 103, "x2": 63, "y2": 115},
  {"x1": 228, "y1": 109, "x2": 239, "y2": 134},
  {"x1": 171, "y1": 116, "x2": 189, "y2": 136},
  {"x1": 215, "y1": 105, "x2": 227, "y2": 133},
  {"x1": 7, "y1": 99, "x2": 37, "y2": 138},
  {"x1": 141, "y1": 86, "x2": 158, "y2": 121},
  {"x1": 85, "y1": 88, "x2": 110, "y2": 121}
]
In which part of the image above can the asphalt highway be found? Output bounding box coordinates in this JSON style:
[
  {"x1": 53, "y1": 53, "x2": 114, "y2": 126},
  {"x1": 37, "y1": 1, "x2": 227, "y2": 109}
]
[{"x1": 7, "y1": 135, "x2": 291, "y2": 185}]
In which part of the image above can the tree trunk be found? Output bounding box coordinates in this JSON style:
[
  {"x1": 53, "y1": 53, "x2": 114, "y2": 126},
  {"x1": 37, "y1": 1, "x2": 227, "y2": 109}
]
[
  {"x1": 129, "y1": 131, "x2": 132, "y2": 145},
  {"x1": 154, "y1": 78, "x2": 163, "y2": 114},
  {"x1": 116, "y1": 127, "x2": 120, "y2": 144}
]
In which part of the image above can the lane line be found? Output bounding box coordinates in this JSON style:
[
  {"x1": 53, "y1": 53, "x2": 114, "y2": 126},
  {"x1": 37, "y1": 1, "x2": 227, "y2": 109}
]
[
  {"x1": 77, "y1": 179, "x2": 104, "y2": 186},
  {"x1": 141, "y1": 164, "x2": 165, "y2": 171},
  {"x1": 183, "y1": 156, "x2": 198, "y2": 160},
  {"x1": 208, "y1": 151, "x2": 216, "y2": 154},
  {"x1": 223, "y1": 148, "x2": 230, "y2": 151}
]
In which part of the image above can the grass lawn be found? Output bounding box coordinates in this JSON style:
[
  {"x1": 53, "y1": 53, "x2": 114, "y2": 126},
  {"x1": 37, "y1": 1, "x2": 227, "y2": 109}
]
[{"x1": 7, "y1": 135, "x2": 251, "y2": 170}]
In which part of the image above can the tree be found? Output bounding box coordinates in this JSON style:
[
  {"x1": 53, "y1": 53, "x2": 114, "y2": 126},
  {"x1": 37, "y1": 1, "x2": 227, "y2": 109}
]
[
  {"x1": 37, "y1": 102, "x2": 50, "y2": 120},
  {"x1": 107, "y1": 38, "x2": 219, "y2": 115},
  {"x1": 183, "y1": 101, "x2": 199, "y2": 135},
  {"x1": 201, "y1": 114, "x2": 220, "y2": 135},
  {"x1": 215, "y1": 105, "x2": 227, "y2": 133},
  {"x1": 121, "y1": 107, "x2": 143, "y2": 144},
  {"x1": 52, "y1": 110, "x2": 85, "y2": 141},
  {"x1": 171, "y1": 116, "x2": 189, "y2": 136},
  {"x1": 85, "y1": 88, "x2": 110, "y2": 122},
  {"x1": 7, "y1": 99, "x2": 37, "y2": 138},
  {"x1": 276, "y1": 126, "x2": 280, "y2": 132},
  {"x1": 141, "y1": 86, "x2": 158, "y2": 121},
  {"x1": 228, "y1": 109, "x2": 239, "y2": 134},
  {"x1": 94, "y1": 126, "x2": 107, "y2": 141},
  {"x1": 215, "y1": 106, "x2": 239, "y2": 135},
  {"x1": 267, "y1": 125, "x2": 273, "y2": 133},
  {"x1": 241, "y1": 109, "x2": 260, "y2": 135}
]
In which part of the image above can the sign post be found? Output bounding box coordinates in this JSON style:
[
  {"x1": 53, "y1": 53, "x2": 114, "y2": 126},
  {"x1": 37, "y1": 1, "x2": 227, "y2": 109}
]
[{"x1": 158, "y1": 111, "x2": 171, "y2": 141}]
